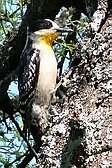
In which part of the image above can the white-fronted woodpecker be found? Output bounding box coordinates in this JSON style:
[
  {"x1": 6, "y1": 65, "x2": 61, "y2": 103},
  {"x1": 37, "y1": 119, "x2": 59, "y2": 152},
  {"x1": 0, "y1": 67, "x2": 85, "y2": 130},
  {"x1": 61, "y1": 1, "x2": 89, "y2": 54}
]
[{"x1": 18, "y1": 19, "x2": 72, "y2": 139}]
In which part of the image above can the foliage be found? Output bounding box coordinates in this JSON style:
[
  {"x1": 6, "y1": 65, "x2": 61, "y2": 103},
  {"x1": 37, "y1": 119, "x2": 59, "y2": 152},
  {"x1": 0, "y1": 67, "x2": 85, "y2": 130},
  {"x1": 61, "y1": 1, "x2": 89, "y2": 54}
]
[
  {"x1": 0, "y1": 0, "x2": 28, "y2": 43},
  {"x1": 76, "y1": 13, "x2": 89, "y2": 42},
  {"x1": 0, "y1": 114, "x2": 25, "y2": 167},
  {"x1": 0, "y1": 112, "x2": 36, "y2": 167},
  {"x1": 0, "y1": 1, "x2": 34, "y2": 167}
]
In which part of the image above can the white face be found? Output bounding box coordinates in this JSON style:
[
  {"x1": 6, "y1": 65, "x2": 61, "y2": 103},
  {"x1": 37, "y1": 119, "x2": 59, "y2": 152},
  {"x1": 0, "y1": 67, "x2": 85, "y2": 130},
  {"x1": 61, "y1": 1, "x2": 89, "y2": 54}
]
[
  {"x1": 34, "y1": 19, "x2": 61, "y2": 36},
  {"x1": 45, "y1": 19, "x2": 60, "y2": 30}
]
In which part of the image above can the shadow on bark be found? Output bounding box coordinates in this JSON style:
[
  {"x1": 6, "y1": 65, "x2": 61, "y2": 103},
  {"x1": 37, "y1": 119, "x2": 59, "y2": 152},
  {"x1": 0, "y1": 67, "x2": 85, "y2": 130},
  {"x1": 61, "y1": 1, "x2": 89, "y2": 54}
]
[{"x1": 61, "y1": 119, "x2": 87, "y2": 168}]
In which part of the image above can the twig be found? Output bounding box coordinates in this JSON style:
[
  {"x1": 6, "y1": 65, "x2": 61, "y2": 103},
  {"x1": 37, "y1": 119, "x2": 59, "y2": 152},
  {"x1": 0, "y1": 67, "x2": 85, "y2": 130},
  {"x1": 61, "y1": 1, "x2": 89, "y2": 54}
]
[
  {"x1": 58, "y1": 56, "x2": 66, "y2": 76},
  {"x1": 5, "y1": 153, "x2": 27, "y2": 168},
  {"x1": 10, "y1": 115, "x2": 38, "y2": 162},
  {"x1": 9, "y1": 2, "x2": 27, "y2": 18},
  {"x1": 17, "y1": 151, "x2": 34, "y2": 168},
  {"x1": 0, "y1": 20, "x2": 7, "y2": 36}
]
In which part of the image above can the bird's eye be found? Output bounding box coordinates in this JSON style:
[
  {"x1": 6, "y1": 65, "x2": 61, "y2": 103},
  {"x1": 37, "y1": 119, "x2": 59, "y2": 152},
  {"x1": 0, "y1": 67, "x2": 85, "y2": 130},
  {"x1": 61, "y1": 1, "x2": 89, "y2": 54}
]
[
  {"x1": 46, "y1": 21, "x2": 52, "y2": 28},
  {"x1": 47, "y1": 22, "x2": 51, "y2": 26}
]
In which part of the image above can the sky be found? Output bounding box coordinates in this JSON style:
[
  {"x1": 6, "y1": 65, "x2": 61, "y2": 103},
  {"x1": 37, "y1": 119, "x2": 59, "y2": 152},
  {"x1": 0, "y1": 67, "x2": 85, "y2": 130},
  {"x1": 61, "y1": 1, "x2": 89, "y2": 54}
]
[{"x1": 8, "y1": 81, "x2": 19, "y2": 96}]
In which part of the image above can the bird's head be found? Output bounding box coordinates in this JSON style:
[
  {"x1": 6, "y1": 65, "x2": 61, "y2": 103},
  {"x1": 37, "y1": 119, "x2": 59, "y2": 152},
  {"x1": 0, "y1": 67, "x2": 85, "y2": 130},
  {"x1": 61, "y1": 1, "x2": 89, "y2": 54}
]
[{"x1": 28, "y1": 19, "x2": 73, "y2": 46}]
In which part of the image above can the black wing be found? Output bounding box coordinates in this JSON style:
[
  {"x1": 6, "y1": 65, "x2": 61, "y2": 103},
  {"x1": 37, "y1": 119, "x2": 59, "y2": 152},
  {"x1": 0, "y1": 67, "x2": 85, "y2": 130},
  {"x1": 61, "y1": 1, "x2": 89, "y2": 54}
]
[{"x1": 18, "y1": 46, "x2": 40, "y2": 113}]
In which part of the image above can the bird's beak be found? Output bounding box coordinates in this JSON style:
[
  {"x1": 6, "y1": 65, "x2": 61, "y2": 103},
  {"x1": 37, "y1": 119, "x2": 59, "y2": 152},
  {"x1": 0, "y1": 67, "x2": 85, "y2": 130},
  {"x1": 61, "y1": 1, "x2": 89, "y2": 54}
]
[{"x1": 55, "y1": 27, "x2": 73, "y2": 33}]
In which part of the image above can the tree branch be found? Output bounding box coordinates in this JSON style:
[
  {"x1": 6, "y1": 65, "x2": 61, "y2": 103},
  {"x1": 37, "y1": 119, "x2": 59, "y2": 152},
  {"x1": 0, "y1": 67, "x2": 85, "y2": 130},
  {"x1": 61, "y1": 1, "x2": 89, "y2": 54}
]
[
  {"x1": 10, "y1": 115, "x2": 39, "y2": 161},
  {"x1": 5, "y1": 153, "x2": 27, "y2": 168}
]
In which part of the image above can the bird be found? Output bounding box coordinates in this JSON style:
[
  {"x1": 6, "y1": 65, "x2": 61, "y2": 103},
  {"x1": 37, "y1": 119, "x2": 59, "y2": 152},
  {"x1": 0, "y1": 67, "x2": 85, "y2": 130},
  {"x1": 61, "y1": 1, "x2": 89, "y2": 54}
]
[{"x1": 18, "y1": 19, "x2": 72, "y2": 141}]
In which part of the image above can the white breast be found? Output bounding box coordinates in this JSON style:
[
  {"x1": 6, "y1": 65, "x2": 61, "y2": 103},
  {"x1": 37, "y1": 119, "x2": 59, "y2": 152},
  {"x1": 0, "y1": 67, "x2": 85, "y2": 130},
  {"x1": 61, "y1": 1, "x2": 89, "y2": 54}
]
[{"x1": 35, "y1": 43, "x2": 57, "y2": 106}]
